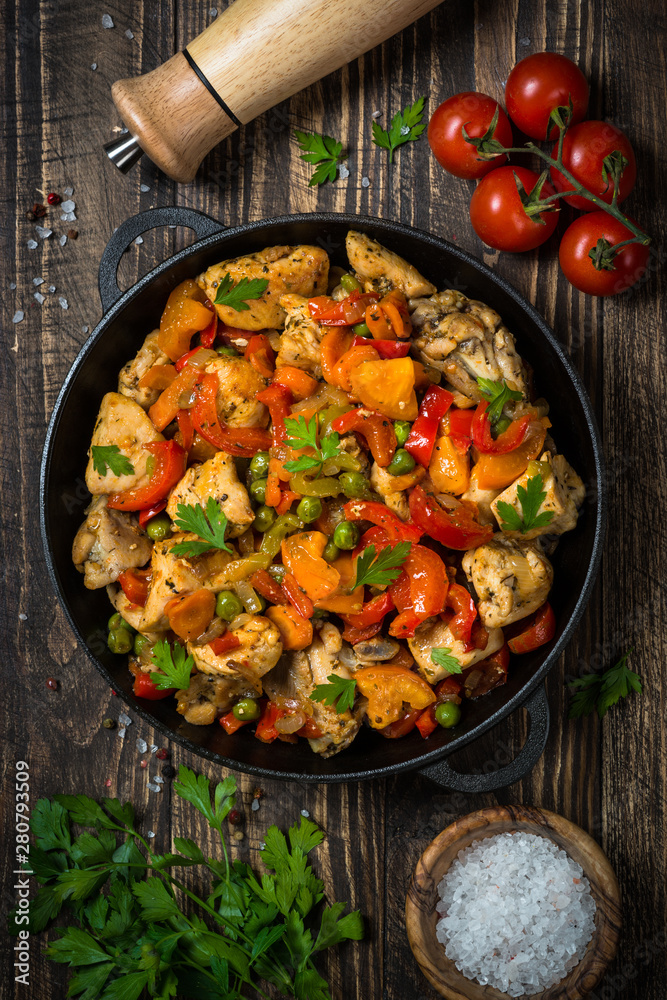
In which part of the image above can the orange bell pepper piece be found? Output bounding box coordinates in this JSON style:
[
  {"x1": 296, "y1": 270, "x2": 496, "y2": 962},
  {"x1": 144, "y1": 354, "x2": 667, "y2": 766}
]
[
  {"x1": 282, "y1": 532, "x2": 340, "y2": 602},
  {"x1": 265, "y1": 604, "x2": 313, "y2": 650},
  {"x1": 272, "y1": 366, "x2": 319, "y2": 401},
  {"x1": 137, "y1": 364, "x2": 177, "y2": 392},
  {"x1": 331, "y1": 344, "x2": 380, "y2": 392},
  {"x1": 348, "y1": 357, "x2": 418, "y2": 421},
  {"x1": 354, "y1": 665, "x2": 436, "y2": 729},
  {"x1": 313, "y1": 552, "x2": 364, "y2": 614},
  {"x1": 158, "y1": 279, "x2": 213, "y2": 361},
  {"x1": 473, "y1": 420, "x2": 548, "y2": 490},
  {"x1": 429, "y1": 434, "x2": 470, "y2": 495},
  {"x1": 320, "y1": 327, "x2": 354, "y2": 385}
]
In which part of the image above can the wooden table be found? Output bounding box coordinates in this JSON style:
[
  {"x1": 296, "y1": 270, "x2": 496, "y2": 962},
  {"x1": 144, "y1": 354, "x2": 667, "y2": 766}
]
[{"x1": 1, "y1": 1, "x2": 665, "y2": 997}]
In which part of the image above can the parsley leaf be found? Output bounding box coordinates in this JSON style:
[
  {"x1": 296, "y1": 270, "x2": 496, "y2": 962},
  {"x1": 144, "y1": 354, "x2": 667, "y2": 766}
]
[
  {"x1": 31, "y1": 798, "x2": 71, "y2": 852},
  {"x1": 372, "y1": 97, "x2": 427, "y2": 163},
  {"x1": 294, "y1": 129, "x2": 345, "y2": 186},
  {"x1": 171, "y1": 497, "x2": 232, "y2": 558},
  {"x1": 569, "y1": 648, "x2": 642, "y2": 719},
  {"x1": 173, "y1": 766, "x2": 236, "y2": 834},
  {"x1": 431, "y1": 647, "x2": 463, "y2": 675},
  {"x1": 476, "y1": 377, "x2": 523, "y2": 426},
  {"x1": 91, "y1": 444, "x2": 134, "y2": 477},
  {"x1": 352, "y1": 541, "x2": 411, "y2": 590},
  {"x1": 149, "y1": 640, "x2": 194, "y2": 691},
  {"x1": 496, "y1": 474, "x2": 555, "y2": 535},
  {"x1": 283, "y1": 415, "x2": 341, "y2": 479},
  {"x1": 310, "y1": 674, "x2": 357, "y2": 714},
  {"x1": 213, "y1": 272, "x2": 269, "y2": 310}
]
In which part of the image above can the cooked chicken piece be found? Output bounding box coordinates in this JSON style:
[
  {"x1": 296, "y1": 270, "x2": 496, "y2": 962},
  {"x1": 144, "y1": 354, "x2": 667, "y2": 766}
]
[
  {"x1": 369, "y1": 461, "x2": 426, "y2": 520},
  {"x1": 346, "y1": 231, "x2": 436, "y2": 299},
  {"x1": 491, "y1": 452, "x2": 585, "y2": 540},
  {"x1": 411, "y1": 291, "x2": 528, "y2": 402},
  {"x1": 166, "y1": 452, "x2": 253, "y2": 538},
  {"x1": 263, "y1": 623, "x2": 362, "y2": 757},
  {"x1": 175, "y1": 672, "x2": 257, "y2": 726},
  {"x1": 72, "y1": 496, "x2": 152, "y2": 590},
  {"x1": 85, "y1": 392, "x2": 164, "y2": 496},
  {"x1": 462, "y1": 537, "x2": 554, "y2": 628},
  {"x1": 409, "y1": 618, "x2": 504, "y2": 684},
  {"x1": 204, "y1": 355, "x2": 269, "y2": 428},
  {"x1": 197, "y1": 244, "x2": 329, "y2": 331},
  {"x1": 117, "y1": 330, "x2": 170, "y2": 410},
  {"x1": 106, "y1": 583, "x2": 164, "y2": 638},
  {"x1": 188, "y1": 615, "x2": 282, "y2": 681},
  {"x1": 275, "y1": 293, "x2": 324, "y2": 376},
  {"x1": 461, "y1": 472, "x2": 502, "y2": 526},
  {"x1": 140, "y1": 534, "x2": 233, "y2": 632}
]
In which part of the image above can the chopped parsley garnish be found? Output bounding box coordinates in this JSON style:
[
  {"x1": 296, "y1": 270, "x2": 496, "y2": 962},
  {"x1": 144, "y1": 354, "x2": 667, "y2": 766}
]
[
  {"x1": 90, "y1": 444, "x2": 134, "y2": 477},
  {"x1": 283, "y1": 415, "x2": 341, "y2": 477},
  {"x1": 149, "y1": 639, "x2": 194, "y2": 690},
  {"x1": 568, "y1": 648, "x2": 642, "y2": 719},
  {"x1": 476, "y1": 377, "x2": 523, "y2": 426},
  {"x1": 171, "y1": 497, "x2": 232, "y2": 558},
  {"x1": 294, "y1": 129, "x2": 346, "y2": 185},
  {"x1": 352, "y1": 541, "x2": 411, "y2": 590},
  {"x1": 431, "y1": 647, "x2": 463, "y2": 675},
  {"x1": 496, "y1": 474, "x2": 555, "y2": 535},
  {"x1": 310, "y1": 673, "x2": 357, "y2": 714},
  {"x1": 213, "y1": 272, "x2": 269, "y2": 310},
  {"x1": 372, "y1": 97, "x2": 427, "y2": 163}
]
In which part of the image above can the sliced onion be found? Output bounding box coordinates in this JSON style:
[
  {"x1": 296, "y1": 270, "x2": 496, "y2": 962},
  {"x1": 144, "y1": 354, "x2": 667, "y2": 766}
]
[
  {"x1": 275, "y1": 709, "x2": 307, "y2": 734},
  {"x1": 191, "y1": 616, "x2": 227, "y2": 646},
  {"x1": 235, "y1": 579, "x2": 263, "y2": 614},
  {"x1": 291, "y1": 383, "x2": 349, "y2": 414}
]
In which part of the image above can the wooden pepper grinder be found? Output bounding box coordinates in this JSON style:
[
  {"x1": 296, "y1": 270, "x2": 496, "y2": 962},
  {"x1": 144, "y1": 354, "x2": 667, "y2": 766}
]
[{"x1": 105, "y1": 0, "x2": 442, "y2": 182}]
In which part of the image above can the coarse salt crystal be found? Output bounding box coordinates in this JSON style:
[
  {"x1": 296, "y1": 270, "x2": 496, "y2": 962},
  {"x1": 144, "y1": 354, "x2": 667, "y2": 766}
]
[
  {"x1": 118, "y1": 712, "x2": 132, "y2": 726},
  {"x1": 372, "y1": 110, "x2": 381, "y2": 118},
  {"x1": 59, "y1": 297, "x2": 69, "y2": 310},
  {"x1": 147, "y1": 830, "x2": 155, "y2": 839},
  {"x1": 61, "y1": 199, "x2": 75, "y2": 212},
  {"x1": 125, "y1": 28, "x2": 134, "y2": 38},
  {"x1": 102, "y1": 14, "x2": 114, "y2": 28},
  {"x1": 140, "y1": 183, "x2": 150, "y2": 192},
  {"x1": 118, "y1": 727, "x2": 126, "y2": 739},
  {"x1": 300, "y1": 809, "x2": 310, "y2": 818},
  {"x1": 136, "y1": 738, "x2": 148, "y2": 753},
  {"x1": 135, "y1": 236, "x2": 144, "y2": 245},
  {"x1": 251, "y1": 799, "x2": 260, "y2": 811},
  {"x1": 34, "y1": 292, "x2": 45, "y2": 304},
  {"x1": 361, "y1": 176, "x2": 371, "y2": 188},
  {"x1": 33, "y1": 277, "x2": 44, "y2": 285},
  {"x1": 148, "y1": 782, "x2": 161, "y2": 793},
  {"x1": 150, "y1": 744, "x2": 158, "y2": 754},
  {"x1": 48, "y1": 285, "x2": 56, "y2": 293},
  {"x1": 400, "y1": 123, "x2": 410, "y2": 136},
  {"x1": 82, "y1": 325, "x2": 89, "y2": 333},
  {"x1": 12, "y1": 310, "x2": 24, "y2": 323},
  {"x1": 35, "y1": 225, "x2": 52, "y2": 239},
  {"x1": 209, "y1": 7, "x2": 218, "y2": 15},
  {"x1": 153, "y1": 775, "x2": 164, "y2": 784},
  {"x1": 10, "y1": 282, "x2": 16, "y2": 289},
  {"x1": 338, "y1": 163, "x2": 350, "y2": 179},
  {"x1": 520, "y1": 36, "x2": 531, "y2": 45},
  {"x1": 19, "y1": 613, "x2": 28, "y2": 621},
  {"x1": 59, "y1": 235, "x2": 67, "y2": 247},
  {"x1": 64, "y1": 186, "x2": 73, "y2": 197},
  {"x1": 91, "y1": 63, "x2": 97, "y2": 71},
  {"x1": 27, "y1": 240, "x2": 38, "y2": 249},
  {"x1": 64, "y1": 211, "x2": 76, "y2": 222}
]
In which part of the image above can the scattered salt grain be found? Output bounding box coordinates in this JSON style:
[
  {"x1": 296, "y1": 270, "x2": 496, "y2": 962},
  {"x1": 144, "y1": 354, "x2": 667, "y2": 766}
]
[
  {"x1": 372, "y1": 110, "x2": 381, "y2": 118},
  {"x1": 118, "y1": 712, "x2": 132, "y2": 726},
  {"x1": 136, "y1": 737, "x2": 148, "y2": 753},
  {"x1": 102, "y1": 14, "x2": 114, "y2": 28},
  {"x1": 118, "y1": 727, "x2": 127, "y2": 739},
  {"x1": 48, "y1": 285, "x2": 56, "y2": 293},
  {"x1": 61, "y1": 211, "x2": 77, "y2": 222},
  {"x1": 59, "y1": 297, "x2": 69, "y2": 310},
  {"x1": 64, "y1": 186, "x2": 74, "y2": 197},
  {"x1": 91, "y1": 63, "x2": 97, "y2": 71},
  {"x1": 168, "y1": 225, "x2": 177, "y2": 229},
  {"x1": 209, "y1": 7, "x2": 218, "y2": 15},
  {"x1": 148, "y1": 782, "x2": 161, "y2": 793},
  {"x1": 34, "y1": 292, "x2": 45, "y2": 304},
  {"x1": 59, "y1": 235, "x2": 68, "y2": 247},
  {"x1": 259, "y1": 841, "x2": 266, "y2": 850},
  {"x1": 399, "y1": 123, "x2": 410, "y2": 136},
  {"x1": 435, "y1": 831, "x2": 596, "y2": 997},
  {"x1": 33, "y1": 277, "x2": 44, "y2": 285},
  {"x1": 150, "y1": 744, "x2": 158, "y2": 754},
  {"x1": 300, "y1": 809, "x2": 310, "y2": 818},
  {"x1": 27, "y1": 239, "x2": 38, "y2": 249},
  {"x1": 135, "y1": 236, "x2": 144, "y2": 245},
  {"x1": 361, "y1": 176, "x2": 371, "y2": 188},
  {"x1": 61, "y1": 199, "x2": 75, "y2": 213},
  {"x1": 35, "y1": 225, "x2": 52, "y2": 239},
  {"x1": 19, "y1": 613, "x2": 28, "y2": 621},
  {"x1": 519, "y1": 36, "x2": 531, "y2": 46},
  {"x1": 140, "y1": 183, "x2": 151, "y2": 192},
  {"x1": 10, "y1": 282, "x2": 16, "y2": 290},
  {"x1": 338, "y1": 163, "x2": 350, "y2": 179},
  {"x1": 125, "y1": 28, "x2": 134, "y2": 39},
  {"x1": 251, "y1": 799, "x2": 260, "y2": 812},
  {"x1": 147, "y1": 830, "x2": 155, "y2": 839},
  {"x1": 153, "y1": 775, "x2": 164, "y2": 784},
  {"x1": 82, "y1": 325, "x2": 89, "y2": 333},
  {"x1": 12, "y1": 310, "x2": 24, "y2": 323}
]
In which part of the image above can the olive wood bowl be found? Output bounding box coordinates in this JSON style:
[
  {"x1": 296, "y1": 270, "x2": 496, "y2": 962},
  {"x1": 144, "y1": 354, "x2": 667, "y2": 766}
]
[{"x1": 405, "y1": 805, "x2": 621, "y2": 1000}]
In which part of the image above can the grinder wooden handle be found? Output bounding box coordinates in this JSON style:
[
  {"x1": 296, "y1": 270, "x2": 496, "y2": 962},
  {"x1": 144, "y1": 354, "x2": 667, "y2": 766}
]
[{"x1": 110, "y1": 0, "x2": 442, "y2": 182}]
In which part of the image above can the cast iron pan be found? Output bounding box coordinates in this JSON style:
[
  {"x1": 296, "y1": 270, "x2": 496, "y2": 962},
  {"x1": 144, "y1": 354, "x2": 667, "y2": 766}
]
[{"x1": 40, "y1": 208, "x2": 606, "y2": 791}]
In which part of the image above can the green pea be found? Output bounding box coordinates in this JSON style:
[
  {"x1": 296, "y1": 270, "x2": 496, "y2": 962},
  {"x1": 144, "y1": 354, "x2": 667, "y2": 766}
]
[
  {"x1": 216, "y1": 345, "x2": 238, "y2": 356},
  {"x1": 340, "y1": 273, "x2": 363, "y2": 294},
  {"x1": 386, "y1": 448, "x2": 416, "y2": 477},
  {"x1": 494, "y1": 415, "x2": 511, "y2": 435},
  {"x1": 107, "y1": 629, "x2": 133, "y2": 655},
  {"x1": 249, "y1": 451, "x2": 270, "y2": 480},
  {"x1": 435, "y1": 701, "x2": 461, "y2": 729},
  {"x1": 232, "y1": 697, "x2": 261, "y2": 721},
  {"x1": 268, "y1": 564, "x2": 286, "y2": 582},
  {"x1": 134, "y1": 633, "x2": 153, "y2": 657},
  {"x1": 297, "y1": 496, "x2": 322, "y2": 523},
  {"x1": 333, "y1": 520, "x2": 359, "y2": 551},
  {"x1": 215, "y1": 590, "x2": 244, "y2": 622},
  {"x1": 145, "y1": 513, "x2": 171, "y2": 541},
  {"x1": 253, "y1": 505, "x2": 276, "y2": 532},
  {"x1": 394, "y1": 420, "x2": 412, "y2": 447},
  {"x1": 352, "y1": 321, "x2": 371, "y2": 338},
  {"x1": 339, "y1": 471, "x2": 371, "y2": 499},
  {"x1": 108, "y1": 612, "x2": 133, "y2": 632},
  {"x1": 323, "y1": 540, "x2": 340, "y2": 563},
  {"x1": 249, "y1": 478, "x2": 268, "y2": 504}
]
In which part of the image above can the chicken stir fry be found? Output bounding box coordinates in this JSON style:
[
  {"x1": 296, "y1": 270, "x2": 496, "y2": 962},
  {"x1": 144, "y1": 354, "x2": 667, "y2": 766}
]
[{"x1": 73, "y1": 234, "x2": 583, "y2": 755}]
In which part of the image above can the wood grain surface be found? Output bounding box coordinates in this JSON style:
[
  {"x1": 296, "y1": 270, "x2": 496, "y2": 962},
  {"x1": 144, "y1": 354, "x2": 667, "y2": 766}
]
[{"x1": 0, "y1": 1, "x2": 665, "y2": 998}]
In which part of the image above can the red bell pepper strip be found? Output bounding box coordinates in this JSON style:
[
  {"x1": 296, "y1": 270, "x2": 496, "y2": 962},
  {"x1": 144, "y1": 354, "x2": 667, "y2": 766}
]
[
  {"x1": 380, "y1": 708, "x2": 421, "y2": 739},
  {"x1": 507, "y1": 603, "x2": 556, "y2": 654},
  {"x1": 275, "y1": 489, "x2": 299, "y2": 515},
  {"x1": 352, "y1": 526, "x2": 390, "y2": 558},
  {"x1": 332, "y1": 407, "x2": 397, "y2": 468},
  {"x1": 388, "y1": 544, "x2": 449, "y2": 638},
  {"x1": 255, "y1": 701, "x2": 288, "y2": 742},
  {"x1": 219, "y1": 710, "x2": 250, "y2": 735},
  {"x1": 351, "y1": 336, "x2": 411, "y2": 359},
  {"x1": 471, "y1": 403, "x2": 531, "y2": 455},
  {"x1": 209, "y1": 632, "x2": 242, "y2": 656},
  {"x1": 343, "y1": 500, "x2": 422, "y2": 543},
  {"x1": 448, "y1": 408, "x2": 475, "y2": 452},
  {"x1": 282, "y1": 572, "x2": 314, "y2": 619},
  {"x1": 405, "y1": 386, "x2": 454, "y2": 467},
  {"x1": 245, "y1": 334, "x2": 275, "y2": 379},
  {"x1": 446, "y1": 583, "x2": 477, "y2": 646},
  {"x1": 191, "y1": 373, "x2": 272, "y2": 456},
  {"x1": 199, "y1": 303, "x2": 218, "y2": 348},
  {"x1": 176, "y1": 409, "x2": 194, "y2": 451},
  {"x1": 408, "y1": 485, "x2": 493, "y2": 550},
  {"x1": 133, "y1": 672, "x2": 174, "y2": 700},
  {"x1": 341, "y1": 620, "x2": 384, "y2": 644},
  {"x1": 308, "y1": 290, "x2": 380, "y2": 325},
  {"x1": 256, "y1": 383, "x2": 293, "y2": 446},
  {"x1": 340, "y1": 590, "x2": 394, "y2": 630},
  {"x1": 415, "y1": 677, "x2": 463, "y2": 738},
  {"x1": 108, "y1": 440, "x2": 187, "y2": 512},
  {"x1": 138, "y1": 500, "x2": 167, "y2": 530},
  {"x1": 249, "y1": 569, "x2": 288, "y2": 606},
  {"x1": 118, "y1": 568, "x2": 152, "y2": 606}
]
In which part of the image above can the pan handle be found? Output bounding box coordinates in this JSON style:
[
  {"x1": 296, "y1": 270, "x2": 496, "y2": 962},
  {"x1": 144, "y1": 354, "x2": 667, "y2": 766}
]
[
  {"x1": 98, "y1": 207, "x2": 226, "y2": 312},
  {"x1": 419, "y1": 684, "x2": 550, "y2": 793}
]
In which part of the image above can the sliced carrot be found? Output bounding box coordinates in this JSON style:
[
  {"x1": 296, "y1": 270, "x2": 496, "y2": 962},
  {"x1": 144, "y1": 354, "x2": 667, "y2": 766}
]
[
  {"x1": 365, "y1": 303, "x2": 393, "y2": 339},
  {"x1": 380, "y1": 290, "x2": 412, "y2": 339},
  {"x1": 137, "y1": 364, "x2": 177, "y2": 392},
  {"x1": 165, "y1": 589, "x2": 216, "y2": 643},
  {"x1": 265, "y1": 604, "x2": 313, "y2": 650},
  {"x1": 272, "y1": 366, "x2": 319, "y2": 401}
]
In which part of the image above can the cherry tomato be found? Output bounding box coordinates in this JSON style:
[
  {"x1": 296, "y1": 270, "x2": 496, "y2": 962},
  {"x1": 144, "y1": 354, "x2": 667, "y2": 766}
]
[
  {"x1": 505, "y1": 52, "x2": 589, "y2": 140},
  {"x1": 427, "y1": 92, "x2": 513, "y2": 179},
  {"x1": 559, "y1": 212, "x2": 650, "y2": 296},
  {"x1": 469, "y1": 166, "x2": 559, "y2": 252},
  {"x1": 551, "y1": 121, "x2": 637, "y2": 211}
]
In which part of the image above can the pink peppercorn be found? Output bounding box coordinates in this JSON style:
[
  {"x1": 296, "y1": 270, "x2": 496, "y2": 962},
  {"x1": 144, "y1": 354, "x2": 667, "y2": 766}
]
[
  {"x1": 47, "y1": 192, "x2": 61, "y2": 205},
  {"x1": 46, "y1": 677, "x2": 59, "y2": 690},
  {"x1": 156, "y1": 748, "x2": 169, "y2": 760}
]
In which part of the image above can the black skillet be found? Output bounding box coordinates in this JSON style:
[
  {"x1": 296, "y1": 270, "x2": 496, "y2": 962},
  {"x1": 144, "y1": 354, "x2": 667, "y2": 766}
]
[{"x1": 40, "y1": 208, "x2": 606, "y2": 792}]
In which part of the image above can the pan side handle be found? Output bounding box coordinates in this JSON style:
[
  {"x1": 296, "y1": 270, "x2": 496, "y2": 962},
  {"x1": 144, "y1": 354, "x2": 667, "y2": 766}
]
[
  {"x1": 98, "y1": 207, "x2": 226, "y2": 312},
  {"x1": 419, "y1": 684, "x2": 550, "y2": 793}
]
